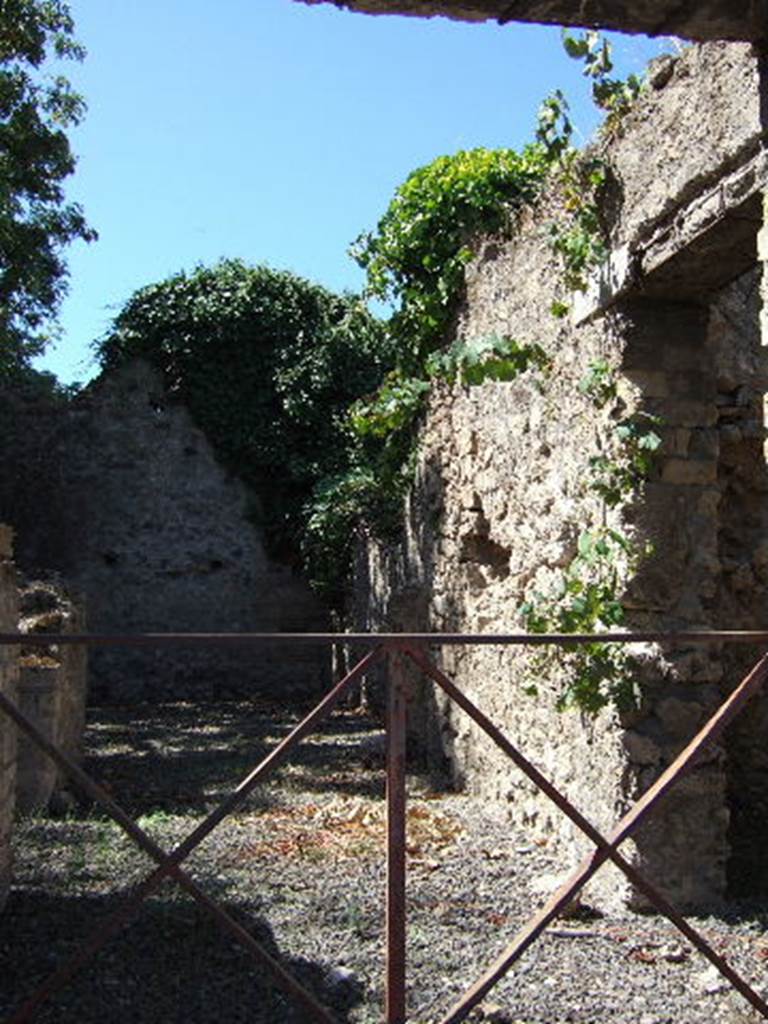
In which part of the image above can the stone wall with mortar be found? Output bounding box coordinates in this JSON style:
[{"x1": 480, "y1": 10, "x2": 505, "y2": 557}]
[
  {"x1": 0, "y1": 526, "x2": 18, "y2": 913},
  {"x1": 0, "y1": 360, "x2": 331, "y2": 702},
  {"x1": 16, "y1": 581, "x2": 88, "y2": 813},
  {"x1": 355, "y1": 42, "x2": 768, "y2": 909}
]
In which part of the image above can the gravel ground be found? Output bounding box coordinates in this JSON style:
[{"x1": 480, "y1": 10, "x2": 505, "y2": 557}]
[{"x1": 2, "y1": 697, "x2": 768, "y2": 1024}]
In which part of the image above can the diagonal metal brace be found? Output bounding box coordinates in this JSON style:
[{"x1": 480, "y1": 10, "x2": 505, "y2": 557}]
[
  {"x1": 402, "y1": 644, "x2": 768, "y2": 1024},
  {"x1": 2, "y1": 644, "x2": 385, "y2": 1023}
]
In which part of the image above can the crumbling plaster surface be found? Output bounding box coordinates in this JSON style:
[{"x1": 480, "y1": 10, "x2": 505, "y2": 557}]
[
  {"x1": 296, "y1": 0, "x2": 768, "y2": 43},
  {"x1": 0, "y1": 361, "x2": 330, "y2": 702},
  {"x1": 355, "y1": 41, "x2": 768, "y2": 909}
]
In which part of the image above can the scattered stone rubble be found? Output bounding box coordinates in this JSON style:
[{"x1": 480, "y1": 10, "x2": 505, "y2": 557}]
[{"x1": 0, "y1": 532, "x2": 88, "y2": 911}]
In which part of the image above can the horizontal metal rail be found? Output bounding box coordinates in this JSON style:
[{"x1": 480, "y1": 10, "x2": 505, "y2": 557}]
[{"x1": 4, "y1": 629, "x2": 768, "y2": 647}]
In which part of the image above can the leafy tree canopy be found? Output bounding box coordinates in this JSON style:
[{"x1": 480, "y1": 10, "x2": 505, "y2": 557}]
[
  {"x1": 0, "y1": 0, "x2": 96, "y2": 378},
  {"x1": 95, "y1": 259, "x2": 392, "y2": 600}
]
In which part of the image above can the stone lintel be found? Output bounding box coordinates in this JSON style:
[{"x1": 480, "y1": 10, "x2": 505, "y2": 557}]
[
  {"x1": 295, "y1": 0, "x2": 768, "y2": 43},
  {"x1": 573, "y1": 149, "x2": 768, "y2": 324}
]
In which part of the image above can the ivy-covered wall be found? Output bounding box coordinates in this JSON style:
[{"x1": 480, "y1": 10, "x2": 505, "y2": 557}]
[
  {"x1": 355, "y1": 41, "x2": 768, "y2": 909},
  {"x1": 0, "y1": 361, "x2": 331, "y2": 703}
]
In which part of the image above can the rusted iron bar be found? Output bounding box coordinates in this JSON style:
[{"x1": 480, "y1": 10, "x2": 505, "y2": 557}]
[
  {"x1": 4, "y1": 629, "x2": 768, "y2": 647},
  {"x1": 4, "y1": 646, "x2": 385, "y2": 1022},
  {"x1": 403, "y1": 645, "x2": 768, "y2": 1023},
  {"x1": 386, "y1": 650, "x2": 408, "y2": 1024}
]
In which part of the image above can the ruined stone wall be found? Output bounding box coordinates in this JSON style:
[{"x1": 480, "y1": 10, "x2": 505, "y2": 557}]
[
  {"x1": 0, "y1": 360, "x2": 330, "y2": 702},
  {"x1": 706, "y1": 269, "x2": 768, "y2": 896},
  {"x1": 16, "y1": 581, "x2": 88, "y2": 813},
  {"x1": 356, "y1": 41, "x2": 768, "y2": 909},
  {"x1": 0, "y1": 527, "x2": 18, "y2": 912}
]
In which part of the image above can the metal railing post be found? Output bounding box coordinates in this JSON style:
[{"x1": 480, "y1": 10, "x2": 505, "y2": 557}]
[
  {"x1": 386, "y1": 645, "x2": 408, "y2": 1024},
  {"x1": 3, "y1": 630, "x2": 768, "y2": 1023}
]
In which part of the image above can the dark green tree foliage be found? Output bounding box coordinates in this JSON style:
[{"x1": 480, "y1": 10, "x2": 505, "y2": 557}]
[
  {"x1": 0, "y1": 0, "x2": 96, "y2": 377},
  {"x1": 331, "y1": 147, "x2": 552, "y2": 570},
  {"x1": 95, "y1": 260, "x2": 391, "y2": 602}
]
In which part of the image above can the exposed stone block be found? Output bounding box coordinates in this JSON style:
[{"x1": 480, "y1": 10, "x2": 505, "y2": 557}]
[
  {"x1": 623, "y1": 369, "x2": 670, "y2": 397},
  {"x1": 661, "y1": 458, "x2": 719, "y2": 485},
  {"x1": 651, "y1": 400, "x2": 719, "y2": 428},
  {"x1": 15, "y1": 666, "x2": 59, "y2": 814},
  {"x1": 689, "y1": 428, "x2": 720, "y2": 460},
  {"x1": 623, "y1": 731, "x2": 662, "y2": 766},
  {"x1": 655, "y1": 696, "x2": 707, "y2": 738}
]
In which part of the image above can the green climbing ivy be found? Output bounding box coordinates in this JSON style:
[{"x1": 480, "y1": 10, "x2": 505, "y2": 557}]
[
  {"x1": 539, "y1": 30, "x2": 644, "y2": 304},
  {"x1": 94, "y1": 260, "x2": 393, "y2": 605},
  {"x1": 520, "y1": 352, "x2": 662, "y2": 713},
  {"x1": 351, "y1": 146, "x2": 550, "y2": 373},
  {"x1": 589, "y1": 413, "x2": 663, "y2": 509},
  {"x1": 562, "y1": 29, "x2": 643, "y2": 130},
  {"x1": 521, "y1": 527, "x2": 640, "y2": 713}
]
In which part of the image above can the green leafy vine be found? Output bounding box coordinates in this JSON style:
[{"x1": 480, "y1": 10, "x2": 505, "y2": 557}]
[
  {"x1": 351, "y1": 147, "x2": 549, "y2": 374},
  {"x1": 539, "y1": 31, "x2": 644, "y2": 304},
  {"x1": 589, "y1": 413, "x2": 662, "y2": 509},
  {"x1": 521, "y1": 527, "x2": 640, "y2": 713},
  {"x1": 347, "y1": 334, "x2": 549, "y2": 456},
  {"x1": 520, "y1": 355, "x2": 661, "y2": 714}
]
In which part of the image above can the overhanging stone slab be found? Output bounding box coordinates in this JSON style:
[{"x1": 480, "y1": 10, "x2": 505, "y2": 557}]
[
  {"x1": 573, "y1": 148, "x2": 768, "y2": 322},
  {"x1": 296, "y1": 0, "x2": 768, "y2": 43}
]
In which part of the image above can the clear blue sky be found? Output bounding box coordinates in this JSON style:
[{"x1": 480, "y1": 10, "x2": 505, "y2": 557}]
[{"x1": 37, "y1": 0, "x2": 673, "y2": 384}]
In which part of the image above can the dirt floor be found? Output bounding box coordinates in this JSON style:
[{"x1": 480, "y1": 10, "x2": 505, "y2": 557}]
[{"x1": 2, "y1": 697, "x2": 768, "y2": 1024}]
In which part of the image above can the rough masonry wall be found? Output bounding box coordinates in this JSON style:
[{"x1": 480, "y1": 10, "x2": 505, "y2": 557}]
[
  {"x1": 16, "y1": 581, "x2": 88, "y2": 813},
  {"x1": 706, "y1": 270, "x2": 768, "y2": 895},
  {"x1": 356, "y1": 42, "x2": 768, "y2": 909},
  {"x1": 0, "y1": 361, "x2": 330, "y2": 702},
  {"x1": 0, "y1": 526, "x2": 18, "y2": 913},
  {"x1": 297, "y1": 0, "x2": 768, "y2": 43}
]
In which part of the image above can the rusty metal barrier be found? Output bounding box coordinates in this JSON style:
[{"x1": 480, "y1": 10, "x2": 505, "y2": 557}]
[{"x1": 1, "y1": 630, "x2": 768, "y2": 1023}]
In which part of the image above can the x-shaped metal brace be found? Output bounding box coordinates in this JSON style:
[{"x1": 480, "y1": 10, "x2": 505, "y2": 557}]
[
  {"x1": 399, "y1": 644, "x2": 768, "y2": 1024},
  {"x1": 1, "y1": 641, "x2": 767, "y2": 1024},
  {"x1": 1, "y1": 645, "x2": 386, "y2": 1023}
]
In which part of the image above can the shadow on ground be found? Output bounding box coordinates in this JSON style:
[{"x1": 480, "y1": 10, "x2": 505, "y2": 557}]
[
  {"x1": 3, "y1": 698, "x2": 395, "y2": 1022},
  {"x1": 82, "y1": 699, "x2": 387, "y2": 815},
  {"x1": 0, "y1": 889, "x2": 364, "y2": 1023}
]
